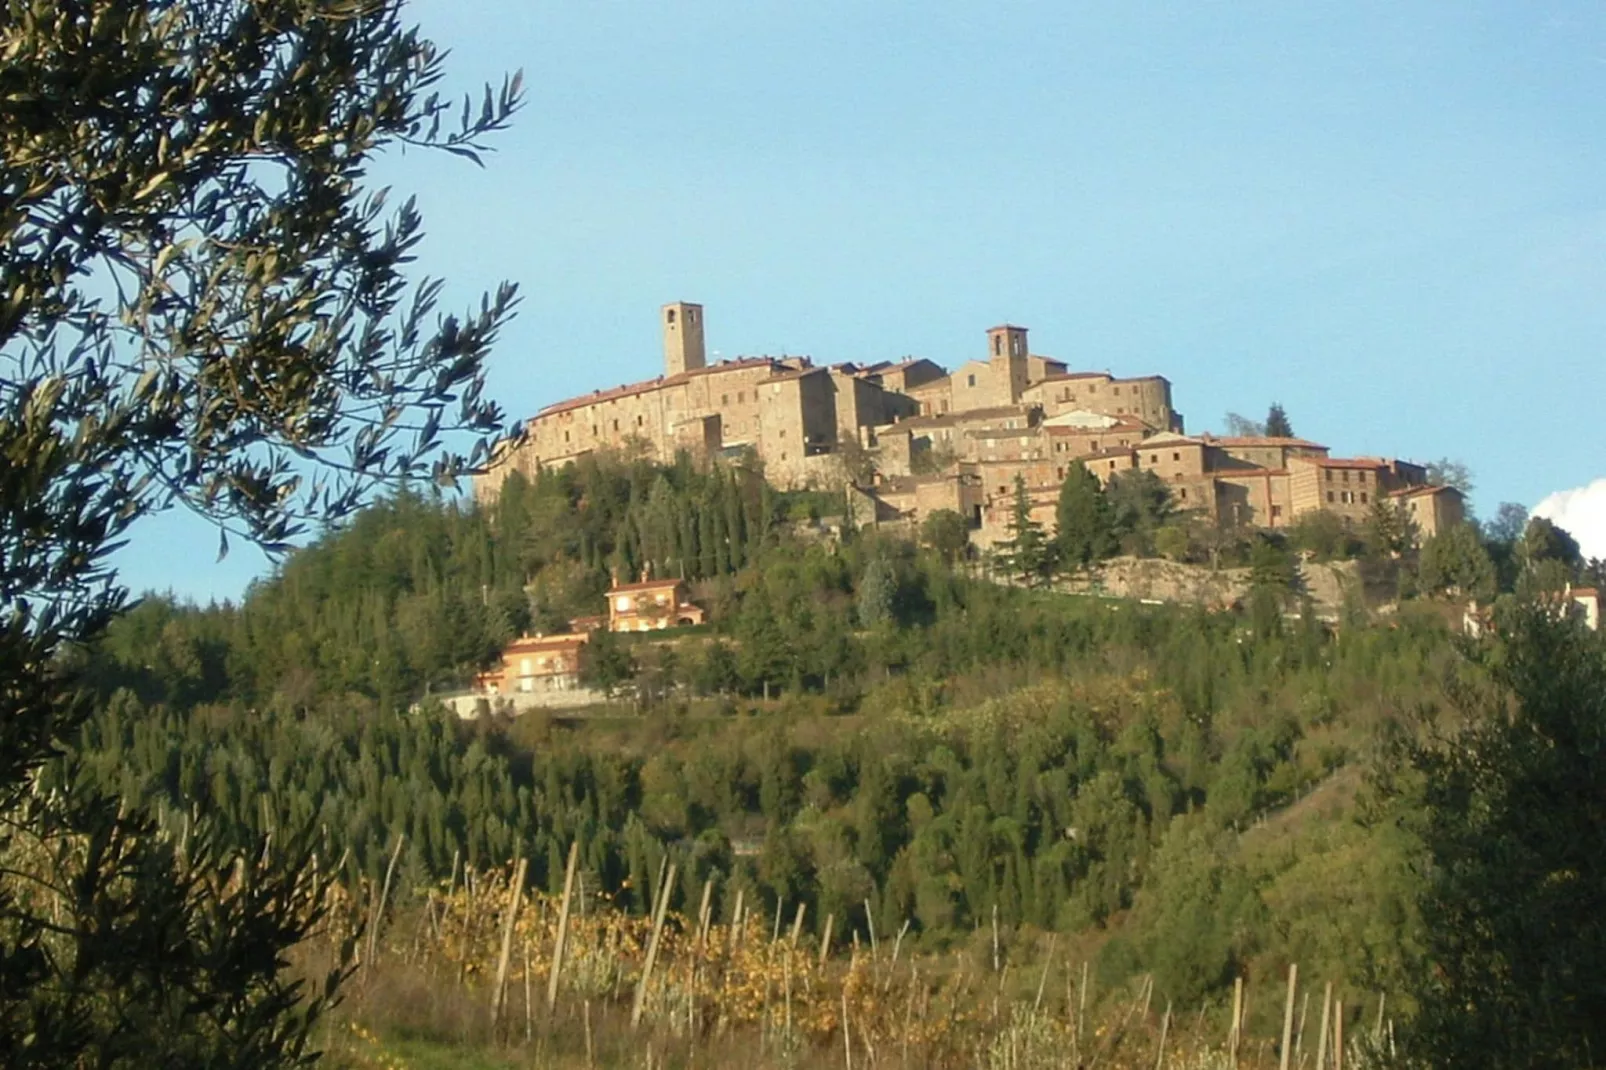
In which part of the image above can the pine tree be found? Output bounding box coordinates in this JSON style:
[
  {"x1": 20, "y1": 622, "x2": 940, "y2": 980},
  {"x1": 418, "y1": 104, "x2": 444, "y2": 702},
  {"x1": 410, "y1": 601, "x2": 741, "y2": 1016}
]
[
  {"x1": 1055, "y1": 462, "x2": 1115, "y2": 570},
  {"x1": 995, "y1": 476, "x2": 1054, "y2": 586},
  {"x1": 1264, "y1": 402, "x2": 1294, "y2": 439}
]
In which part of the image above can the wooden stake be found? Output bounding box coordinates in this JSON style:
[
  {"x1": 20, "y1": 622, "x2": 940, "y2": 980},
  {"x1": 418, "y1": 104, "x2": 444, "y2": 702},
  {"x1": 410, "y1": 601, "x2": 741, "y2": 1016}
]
[
  {"x1": 729, "y1": 887, "x2": 746, "y2": 954},
  {"x1": 583, "y1": 1000, "x2": 594, "y2": 1067},
  {"x1": 1315, "y1": 983, "x2": 1332, "y2": 1070},
  {"x1": 1079, "y1": 960, "x2": 1091, "y2": 1056},
  {"x1": 490, "y1": 855, "x2": 529, "y2": 1033},
  {"x1": 1296, "y1": 990, "x2": 1310, "y2": 1062},
  {"x1": 1279, "y1": 963, "x2": 1299, "y2": 1070},
  {"x1": 1155, "y1": 1001, "x2": 1171, "y2": 1070},
  {"x1": 842, "y1": 989, "x2": 853, "y2": 1070},
  {"x1": 1333, "y1": 999, "x2": 1344, "y2": 1070},
  {"x1": 366, "y1": 832, "x2": 406, "y2": 968},
  {"x1": 1229, "y1": 976, "x2": 1244, "y2": 1068},
  {"x1": 696, "y1": 877, "x2": 714, "y2": 948},
  {"x1": 548, "y1": 841, "x2": 579, "y2": 1011},
  {"x1": 631, "y1": 861, "x2": 677, "y2": 1029},
  {"x1": 789, "y1": 901, "x2": 807, "y2": 948},
  {"x1": 1033, "y1": 934, "x2": 1057, "y2": 1014},
  {"x1": 523, "y1": 937, "x2": 533, "y2": 1041},
  {"x1": 819, "y1": 912, "x2": 835, "y2": 968}
]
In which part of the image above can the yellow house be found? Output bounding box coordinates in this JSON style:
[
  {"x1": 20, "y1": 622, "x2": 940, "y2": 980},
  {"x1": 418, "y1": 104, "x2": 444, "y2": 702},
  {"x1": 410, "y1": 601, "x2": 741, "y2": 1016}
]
[{"x1": 606, "y1": 575, "x2": 705, "y2": 632}]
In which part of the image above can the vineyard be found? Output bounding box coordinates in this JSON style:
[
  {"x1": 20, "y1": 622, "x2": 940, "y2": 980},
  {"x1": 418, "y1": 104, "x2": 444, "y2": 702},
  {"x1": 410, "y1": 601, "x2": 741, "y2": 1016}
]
[{"x1": 320, "y1": 853, "x2": 1397, "y2": 1070}]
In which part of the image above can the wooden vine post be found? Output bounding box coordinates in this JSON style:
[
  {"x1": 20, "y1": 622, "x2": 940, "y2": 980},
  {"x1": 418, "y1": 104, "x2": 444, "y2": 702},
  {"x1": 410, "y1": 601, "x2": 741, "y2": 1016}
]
[
  {"x1": 489, "y1": 855, "x2": 529, "y2": 1032},
  {"x1": 631, "y1": 861, "x2": 678, "y2": 1029},
  {"x1": 547, "y1": 841, "x2": 579, "y2": 1012}
]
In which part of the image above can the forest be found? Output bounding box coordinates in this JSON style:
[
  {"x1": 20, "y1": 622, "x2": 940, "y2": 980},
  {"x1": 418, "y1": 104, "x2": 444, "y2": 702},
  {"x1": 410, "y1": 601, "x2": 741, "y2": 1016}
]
[{"x1": 54, "y1": 449, "x2": 1606, "y2": 1068}]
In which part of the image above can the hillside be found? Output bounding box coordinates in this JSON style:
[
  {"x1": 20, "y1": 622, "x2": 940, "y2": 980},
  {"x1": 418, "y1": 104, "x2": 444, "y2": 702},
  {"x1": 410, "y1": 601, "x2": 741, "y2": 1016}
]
[{"x1": 65, "y1": 452, "x2": 1606, "y2": 1068}]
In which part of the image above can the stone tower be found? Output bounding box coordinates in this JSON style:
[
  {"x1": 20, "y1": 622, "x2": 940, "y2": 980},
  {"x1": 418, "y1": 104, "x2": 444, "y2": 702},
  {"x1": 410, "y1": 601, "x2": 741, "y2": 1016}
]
[
  {"x1": 987, "y1": 324, "x2": 1030, "y2": 404},
  {"x1": 662, "y1": 301, "x2": 706, "y2": 377}
]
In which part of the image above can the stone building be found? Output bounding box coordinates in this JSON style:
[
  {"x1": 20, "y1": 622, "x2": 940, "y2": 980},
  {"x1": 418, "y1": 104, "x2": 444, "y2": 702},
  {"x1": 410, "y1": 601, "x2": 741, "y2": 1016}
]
[
  {"x1": 477, "y1": 300, "x2": 1445, "y2": 551},
  {"x1": 1389, "y1": 484, "x2": 1466, "y2": 540}
]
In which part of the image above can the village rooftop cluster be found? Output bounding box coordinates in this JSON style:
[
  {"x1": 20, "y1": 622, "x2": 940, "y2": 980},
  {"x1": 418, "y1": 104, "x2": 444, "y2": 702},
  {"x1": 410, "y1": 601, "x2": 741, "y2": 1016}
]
[{"x1": 476, "y1": 302, "x2": 1467, "y2": 547}]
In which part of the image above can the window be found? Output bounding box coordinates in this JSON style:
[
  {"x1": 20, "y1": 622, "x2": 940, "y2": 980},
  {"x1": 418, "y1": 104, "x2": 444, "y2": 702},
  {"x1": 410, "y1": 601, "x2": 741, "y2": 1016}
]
[
  {"x1": 738, "y1": 391, "x2": 744, "y2": 402},
  {"x1": 666, "y1": 308, "x2": 676, "y2": 324},
  {"x1": 564, "y1": 430, "x2": 570, "y2": 442},
  {"x1": 1271, "y1": 505, "x2": 1282, "y2": 519},
  {"x1": 1361, "y1": 492, "x2": 1369, "y2": 504},
  {"x1": 721, "y1": 394, "x2": 728, "y2": 405},
  {"x1": 1173, "y1": 452, "x2": 1181, "y2": 461},
  {"x1": 1326, "y1": 470, "x2": 1334, "y2": 482},
  {"x1": 1327, "y1": 491, "x2": 1335, "y2": 503},
  {"x1": 967, "y1": 374, "x2": 976, "y2": 387},
  {"x1": 1057, "y1": 467, "x2": 1065, "y2": 478},
  {"x1": 1114, "y1": 386, "x2": 1121, "y2": 395},
  {"x1": 994, "y1": 336, "x2": 1003, "y2": 356},
  {"x1": 636, "y1": 415, "x2": 643, "y2": 426},
  {"x1": 612, "y1": 420, "x2": 619, "y2": 431},
  {"x1": 999, "y1": 485, "x2": 1007, "y2": 494},
  {"x1": 779, "y1": 429, "x2": 786, "y2": 439},
  {"x1": 1358, "y1": 471, "x2": 1367, "y2": 483},
  {"x1": 1150, "y1": 454, "x2": 1159, "y2": 464},
  {"x1": 1179, "y1": 488, "x2": 1188, "y2": 500},
  {"x1": 1341, "y1": 470, "x2": 1350, "y2": 483}
]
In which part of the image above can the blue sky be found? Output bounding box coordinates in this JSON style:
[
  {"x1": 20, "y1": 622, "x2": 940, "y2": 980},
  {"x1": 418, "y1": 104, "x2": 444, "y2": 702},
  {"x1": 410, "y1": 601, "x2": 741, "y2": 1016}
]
[{"x1": 123, "y1": 1, "x2": 1606, "y2": 600}]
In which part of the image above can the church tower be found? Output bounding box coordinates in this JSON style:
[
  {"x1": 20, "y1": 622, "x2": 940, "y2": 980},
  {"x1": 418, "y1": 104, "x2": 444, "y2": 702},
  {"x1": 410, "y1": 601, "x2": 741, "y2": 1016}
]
[
  {"x1": 987, "y1": 324, "x2": 1030, "y2": 404},
  {"x1": 662, "y1": 302, "x2": 706, "y2": 377}
]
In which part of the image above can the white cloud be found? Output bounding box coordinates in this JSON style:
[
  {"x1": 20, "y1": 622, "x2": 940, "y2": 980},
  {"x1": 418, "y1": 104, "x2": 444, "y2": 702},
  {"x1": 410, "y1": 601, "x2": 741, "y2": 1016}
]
[{"x1": 1533, "y1": 478, "x2": 1606, "y2": 561}]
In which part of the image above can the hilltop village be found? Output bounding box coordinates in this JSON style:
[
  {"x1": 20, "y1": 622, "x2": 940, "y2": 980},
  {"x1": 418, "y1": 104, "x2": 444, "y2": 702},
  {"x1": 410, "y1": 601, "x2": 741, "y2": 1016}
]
[{"x1": 476, "y1": 302, "x2": 1465, "y2": 547}]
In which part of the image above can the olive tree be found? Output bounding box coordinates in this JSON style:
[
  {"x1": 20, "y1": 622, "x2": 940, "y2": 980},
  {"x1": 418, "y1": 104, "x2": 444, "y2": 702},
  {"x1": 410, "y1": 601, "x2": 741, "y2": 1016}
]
[{"x1": 1, "y1": 1, "x2": 521, "y2": 1065}]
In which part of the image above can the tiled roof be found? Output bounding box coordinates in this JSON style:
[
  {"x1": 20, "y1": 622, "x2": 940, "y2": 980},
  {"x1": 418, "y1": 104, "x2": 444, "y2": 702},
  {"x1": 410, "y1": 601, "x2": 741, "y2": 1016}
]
[
  {"x1": 608, "y1": 578, "x2": 684, "y2": 593},
  {"x1": 1295, "y1": 456, "x2": 1388, "y2": 470},
  {"x1": 535, "y1": 357, "x2": 783, "y2": 418},
  {"x1": 1203, "y1": 435, "x2": 1328, "y2": 449},
  {"x1": 1388, "y1": 484, "x2": 1460, "y2": 499},
  {"x1": 504, "y1": 633, "x2": 588, "y2": 650}
]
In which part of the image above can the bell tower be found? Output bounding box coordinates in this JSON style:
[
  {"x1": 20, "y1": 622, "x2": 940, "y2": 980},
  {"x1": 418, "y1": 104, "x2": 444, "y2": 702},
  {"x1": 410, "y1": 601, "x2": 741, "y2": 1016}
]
[
  {"x1": 987, "y1": 324, "x2": 1030, "y2": 403},
  {"x1": 662, "y1": 301, "x2": 706, "y2": 377}
]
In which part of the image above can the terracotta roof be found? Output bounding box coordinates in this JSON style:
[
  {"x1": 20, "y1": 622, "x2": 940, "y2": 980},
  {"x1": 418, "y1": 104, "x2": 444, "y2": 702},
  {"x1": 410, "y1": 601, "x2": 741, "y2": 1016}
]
[
  {"x1": 534, "y1": 357, "x2": 783, "y2": 418},
  {"x1": 951, "y1": 405, "x2": 1033, "y2": 422},
  {"x1": 1388, "y1": 484, "x2": 1461, "y2": 499},
  {"x1": 966, "y1": 427, "x2": 1041, "y2": 439},
  {"x1": 504, "y1": 633, "x2": 588, "y2": 650},
  {"x1": 1295, "y1": 456, "x2": 1388, "y2": 470},
  {"x1": 1083, "y1": 447, "x2": 1138, "y2": 462},
  {"x1": 608, "y1": 578, "x2": 685, "y2": 593},
  {"x1": 1204, "y1": 435, "x2": 1328, "y2": 449},
  {"x1": 1031, "y1": 371, "x2": 1114, "y2": 383}
]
